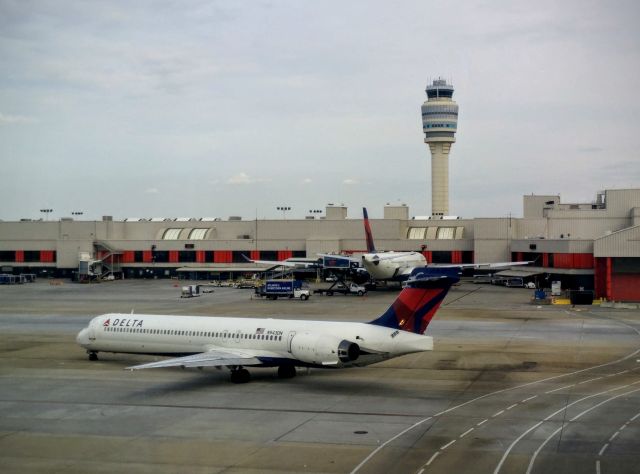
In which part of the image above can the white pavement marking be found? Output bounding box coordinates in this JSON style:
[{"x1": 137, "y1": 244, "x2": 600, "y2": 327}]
[
  {"x1": 545, "y1": 384, "x2": 575, "y2": 394},
  {"x1": 526, "y1": 388, "x2": 640, "y2": 474},
  {"x1": 460, "y1": 427, "x2": 474, "y2": 438},
  {"x1": 630, "y1": 412, "x2": 640, "y2": 422},
  {"x1": 477, "y1": 419, "x2": 488, "y2": 426},
  {"x1": 599, "y1": 443, "x2": 609, "y2": 456},
  {"x1": 596, "y1": 459, "x2": 601, "y2": 474},
  {"x1": 494, "y1": 381, "x2": 640, "y2": 474},
  {"x1": 440, "y1": 439, "x2": 456, "y2": 450},
  {"x1": 493, "y1": 410, "x2": 505, "y2": 417},
  {"x1": 568, "y1": 387, "x2": 640, "y2": 422},
  {"x1": 506, "y1": 403, "x2": 518, "y2": 410},
  {"x1": 351, "y1": 313, "x2": 640, "y2": 473},
  {"x1": 349, "y1": 416, "x2": 433, "y2": 473},
  {"x1": 522, "y1": 395, "x2": 538, "y2": 402},
  {"x1": 525, "y1": 425, "x2": 563, "y2": 474},
  {"x1": 417, "y1": 469, "x2": 424, "y2": 474},
  {"x1": 579, "y1": 377, "x2": 603, "y2": 384},
  {"x1": 425, "y1": 451, "x2": 440, "y2": 467}
]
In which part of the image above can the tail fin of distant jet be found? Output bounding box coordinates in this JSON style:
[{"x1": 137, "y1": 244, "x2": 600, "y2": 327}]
[
  {"x1": 363, "y1": 207, "x2": 376, "y2": 253},
  {"x1": 369, "y1": 272, "x2": 458, "y2": 334}
]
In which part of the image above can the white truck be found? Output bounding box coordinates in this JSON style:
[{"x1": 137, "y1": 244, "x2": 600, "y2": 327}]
[{"x1": 314, "y1": 282, "x2": 367, "y2": 296}]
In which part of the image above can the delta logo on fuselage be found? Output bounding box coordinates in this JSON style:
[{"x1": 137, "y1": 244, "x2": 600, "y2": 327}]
[{"x1": 103, "y1": 318, "x2": 144, "y2": 328}]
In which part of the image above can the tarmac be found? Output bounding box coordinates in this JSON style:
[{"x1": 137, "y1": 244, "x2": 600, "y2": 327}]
[{"x1": 0, "y1": 279, "x2": 639, "y2": 473}]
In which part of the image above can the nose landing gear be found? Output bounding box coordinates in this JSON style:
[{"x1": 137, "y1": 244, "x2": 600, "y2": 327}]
[{"x1": 88, "y1": 351, "x2": 98, "y2": 361}]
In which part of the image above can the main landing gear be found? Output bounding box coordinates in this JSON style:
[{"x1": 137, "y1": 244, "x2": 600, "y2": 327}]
[
  {"x1": 230, "y1": 368, "x2": 251, "y2": 384},
  {"x1": 88, "y1": 351, "x2": 98, "y2": 361},
  {"x1": 277, "y1": 365, "x2": 296, "y2": 379}
]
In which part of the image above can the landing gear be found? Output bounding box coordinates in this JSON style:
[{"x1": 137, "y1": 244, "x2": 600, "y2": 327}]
[
  {"x1": 277, "y1": 365, "x2": 296, "y2": 379},
  {"x1": 88, "y1": 352, "x2": 98, "y2": 361},
  {"x1": 230, "y1": 368, "x2": 251, "y2": 384}
]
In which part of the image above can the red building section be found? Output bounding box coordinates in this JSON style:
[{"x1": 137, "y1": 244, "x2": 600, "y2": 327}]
[
  {"x1": 277, "y1": 250, "x2": 293, "y2": 261},
  {"x1": 40, "y1": 250, "x2": 55, "y2": 263},
  {"x1": 553, "y1": 253, "x2": 594, "y2": 269},
  {"x1": 594, "y1": 257, "x2": 640, "y2": 301},
  {"x1": 121, "y1": 251, "x2": 135, "y2": 264},
  {"x1": 213, "y1": 250, "x2": 232, "y2": 263},
  {"x1": 610, "y1": 273, "x2": 640, "y2": 301}
]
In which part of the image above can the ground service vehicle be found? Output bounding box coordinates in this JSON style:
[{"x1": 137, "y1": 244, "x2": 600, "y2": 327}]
[
  {"x1": 255, "y1": 280, "x2": 310, "y2": 300},
  {"x1": 315, "y1": 282, "x2": 367, "y2": 296}
]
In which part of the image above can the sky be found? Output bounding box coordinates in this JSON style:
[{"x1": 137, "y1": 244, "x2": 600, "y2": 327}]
[{"x1": 1, "y1": 0, "x2": 639, "y2": 221}]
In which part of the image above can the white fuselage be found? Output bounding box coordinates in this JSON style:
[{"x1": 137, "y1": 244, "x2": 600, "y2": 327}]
[
  {"x1": 77, "y1": 313, "x2": 433, "y2": 368},
  {"x1": 361, "y1": 252, "x2": 427, "y2": 280}
]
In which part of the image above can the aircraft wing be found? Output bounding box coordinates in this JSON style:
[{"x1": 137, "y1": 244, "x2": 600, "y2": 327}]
[
  {"x1": 126, "y1": 347, "x2": 281, "y2": 370},
  {"x1": 434, "y1": 260, "x2": 533, "y2": 269},
  {"x1": 241, "y1": 253, "x2": 318, "y2": 268},
  {"x1": 317, "y1": 253, "x2": 360, "y2": 263}
]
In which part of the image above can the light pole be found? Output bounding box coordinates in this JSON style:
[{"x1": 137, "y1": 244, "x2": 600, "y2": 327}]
[
  {"x1": 40, "y1": 208, "x2": 53, "y2": 221},
  {"x1": 276, "y1": 206, "x2": 291, "y2": 219}
]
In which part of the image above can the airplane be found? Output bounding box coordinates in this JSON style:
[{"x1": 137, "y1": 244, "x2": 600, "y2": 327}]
[
  {"x1": 241, "y1": 254, "x2": 320, "y2": 269},
  {"x1": 322, "y1": 208, "x2": 532, "y2": 282},
  {"x1": 76, "y1": 271, "x2": 458, "y2": 383}
]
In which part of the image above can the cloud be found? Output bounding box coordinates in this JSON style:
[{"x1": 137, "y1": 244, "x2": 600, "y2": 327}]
[
  {"x1": 0, "y1": 112, "x2": 37, "y2": 124},
  {"x1": 145, "y1": 187, "x2": 159, "y2": 194},
  {"x1": 302, "y1": 177, "x2": 313, "y2": 183},
  {"x1": 577, "y1": 146, "x2": 604, "y2": 153},
  {"x1": 342, "y1": 178, "x2": 359, "y2": 185},
  {"x1": 227, "y1": 172, "x2": 270, "y2": 185}
]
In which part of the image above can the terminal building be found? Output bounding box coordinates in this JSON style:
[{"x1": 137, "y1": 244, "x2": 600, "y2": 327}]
[{"x1": 1, "y1": 188, "x2": 639, "y2": 301}]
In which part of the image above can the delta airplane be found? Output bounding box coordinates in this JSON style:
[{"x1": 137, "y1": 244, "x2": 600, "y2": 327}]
[
  {"x1": 334, "y1": 208, "x2": 532, "y2": 282},
  {"x1": 76, "y1": 273, "x2": 457, "y2": 383}
]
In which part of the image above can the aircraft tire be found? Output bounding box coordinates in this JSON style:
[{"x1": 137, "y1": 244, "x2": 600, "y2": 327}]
[
  {"x1": 278, "y1": 365, "x2": 296, "y2": 379},
  {"x1": 231, "y1": 368, "x2": 251, "y2": 384},
  {"x1": 88, "y1": 352, "x2": 98, "y2": 361}
]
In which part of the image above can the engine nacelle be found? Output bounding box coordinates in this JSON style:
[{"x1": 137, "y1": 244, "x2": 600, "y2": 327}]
[{"x1": 290, "y1": 333, "x2": 360, "y2": 366}]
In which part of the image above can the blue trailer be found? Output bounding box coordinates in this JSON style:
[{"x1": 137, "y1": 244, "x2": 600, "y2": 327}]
[{"x1": 255, "y1": 279, "x2": 310, "y2": 300}]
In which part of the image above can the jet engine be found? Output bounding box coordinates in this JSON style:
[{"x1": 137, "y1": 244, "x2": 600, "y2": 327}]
[{"x1": 290, "y1": 333, "x2": 360, "y2": 366}]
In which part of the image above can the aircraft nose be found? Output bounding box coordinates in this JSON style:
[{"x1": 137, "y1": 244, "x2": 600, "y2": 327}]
[{"x1": 76, "y1": 327, "x2": 90, "y2": 347}]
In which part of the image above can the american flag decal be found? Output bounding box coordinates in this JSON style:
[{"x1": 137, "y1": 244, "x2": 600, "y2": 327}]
[{"x1": 255, "y1": 328, "x2": 265, "y2": 335}]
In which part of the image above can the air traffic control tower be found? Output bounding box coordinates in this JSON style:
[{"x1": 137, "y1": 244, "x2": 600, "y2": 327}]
[{"x1": 421, "y1": 79, "x2": 459, "y2": 216}]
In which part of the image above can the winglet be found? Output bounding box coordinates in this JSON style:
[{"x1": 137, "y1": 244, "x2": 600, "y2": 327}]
[
  {"x1": 369, "y1": 268, "x2": 458, "y2": 334},
  {"x1": 363, "y1": 207, "x2": 376, "y2": 253}
]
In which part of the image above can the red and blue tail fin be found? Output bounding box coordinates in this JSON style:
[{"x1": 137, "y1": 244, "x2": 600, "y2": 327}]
[
  {"x1": 369, "y1": 269, "x2": 458, "y2": 334},
  {"x1": 363, "y1": 207, "x2": 376, "y2": 253}
]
